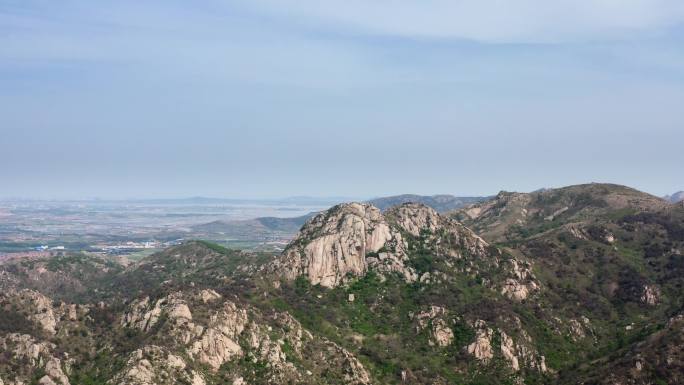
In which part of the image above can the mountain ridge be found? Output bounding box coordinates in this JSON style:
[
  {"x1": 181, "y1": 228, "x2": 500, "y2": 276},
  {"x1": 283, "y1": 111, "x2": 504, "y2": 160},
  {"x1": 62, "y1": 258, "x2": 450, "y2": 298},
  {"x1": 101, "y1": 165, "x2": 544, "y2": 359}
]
[
  {"x1": 664, "y1": 190, "x2": 684, "y2": 203},
  {"x1": 451, "y1": 182, "x2": 669, "y2": 243},
  {"x1": 367, "y1": 194, "x2": 489, "y2": 212},
  {"x1": 2, "y1": 182, "x2": 683, "y2": 385}
]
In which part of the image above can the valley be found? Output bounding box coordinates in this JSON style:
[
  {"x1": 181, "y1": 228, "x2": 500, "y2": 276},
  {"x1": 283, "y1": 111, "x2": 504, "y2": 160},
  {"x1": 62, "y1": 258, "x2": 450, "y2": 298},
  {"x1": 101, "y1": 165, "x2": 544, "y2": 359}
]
[{"x1": 0, "y1": 198, "x2": 333, "y2": 256}]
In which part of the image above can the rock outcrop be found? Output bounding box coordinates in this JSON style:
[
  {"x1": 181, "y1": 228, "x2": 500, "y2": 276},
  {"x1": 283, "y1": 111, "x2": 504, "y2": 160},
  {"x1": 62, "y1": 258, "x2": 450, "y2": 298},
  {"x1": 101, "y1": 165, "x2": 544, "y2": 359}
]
[
  {"x1": 641, "y1": 284, "x2": 660, "y2": 306},
  {"x1": 0, "y1": 333, "x2": 70, "y2": 385},
  {"x1": 411, "y1": 306, "x2": 454, "y2": 347},
  {"x1": 328, "y1": 342, "x2": 372, "y2": 385},
  {"x1": 15, "y1": 289, "x2": 58, "y2": 334},
  {"x1": 198, "y1": 289, "x2": 222, "y2": 303},
  {"x1": 122, "y1": 292, "x2": 194, "y2": 333},
  {"x1": 464, "y1": 319, "x2": 547, "y2": 373},
  {"x1": 567, "y1": 317, "x2": 592, "y2": 341},
  {"x1": 467, "y1": 320, "x2": 494, "y2": 362},
  {"x1": 272, "y1": 202, "x2": 490, "y2": 288},
  {"x1": 117, "y1": 290, "x2": 372, "y2": 384},
  {"x1": 272, "y1": 203, "x2": 413, "y2": 287},
  {"x1": 111, "y1": 345, "x2": 206, "y2": 385},
  {"x1": 500, "y1": 331, "x2": 519, "y2": 371},
  {"x1": 0, "y1": 289, "x2": 89, "y2": 341},
  {"x1": 385, "y1": 203, "x2": 490, "y2": 259},
  {"x1": 188, "y1": 301, "x2": 248, "y2": 370},
  {"x1": 500, "y1": 259, "x2": 539, "y2": 301},
  {"x1": 431, "y1": 319, "x2": 455, "y2": 347}
]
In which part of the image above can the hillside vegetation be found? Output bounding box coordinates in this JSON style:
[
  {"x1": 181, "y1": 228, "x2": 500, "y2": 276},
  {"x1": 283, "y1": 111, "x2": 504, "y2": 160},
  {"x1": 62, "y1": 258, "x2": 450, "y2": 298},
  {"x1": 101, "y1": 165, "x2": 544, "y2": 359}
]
[{"x1": 1, "y1": 183, "x2": 683, "y2": 385}]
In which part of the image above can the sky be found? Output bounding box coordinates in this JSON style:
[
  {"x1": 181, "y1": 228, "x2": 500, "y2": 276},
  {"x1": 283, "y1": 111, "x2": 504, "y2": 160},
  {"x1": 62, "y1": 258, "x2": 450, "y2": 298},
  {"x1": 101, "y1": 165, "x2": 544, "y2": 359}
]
[{"x1": 1, "y1": 0, "x2": 683, "y2": 199}]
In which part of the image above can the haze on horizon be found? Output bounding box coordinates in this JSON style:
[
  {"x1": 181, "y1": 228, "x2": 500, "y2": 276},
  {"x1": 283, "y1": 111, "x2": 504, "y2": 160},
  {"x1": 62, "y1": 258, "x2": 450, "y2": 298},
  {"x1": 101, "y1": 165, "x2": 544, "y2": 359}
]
[{"x1": 1, "y1": 1, "x2": 683, "y2": 200}]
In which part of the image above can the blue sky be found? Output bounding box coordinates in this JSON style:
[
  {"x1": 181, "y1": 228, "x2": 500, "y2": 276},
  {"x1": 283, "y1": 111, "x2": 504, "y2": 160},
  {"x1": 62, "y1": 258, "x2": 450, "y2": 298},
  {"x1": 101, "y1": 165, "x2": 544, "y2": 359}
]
[{"x1": 1, "y1": 0, "x2": 683, "y2": 199}]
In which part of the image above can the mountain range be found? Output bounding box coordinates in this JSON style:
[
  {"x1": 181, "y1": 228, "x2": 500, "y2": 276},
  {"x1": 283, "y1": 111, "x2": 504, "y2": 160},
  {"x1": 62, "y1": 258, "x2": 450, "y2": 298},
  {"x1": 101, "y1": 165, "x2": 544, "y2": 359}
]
[
  {"x1": 1, "y1": 183, "x2": 683, "y2": 385},
  {"x1": 366, "y1": 194, "x2": 489, "y2": 212},
  {"x1": 189, "y1": 194, "x2": 489, "y2": 249},
  {"x1": 193, "y1": 213, "x2": 317, "y2": 236},
  {"x1": 664, "y1": 191, "x2": 684, "y2": 203}
]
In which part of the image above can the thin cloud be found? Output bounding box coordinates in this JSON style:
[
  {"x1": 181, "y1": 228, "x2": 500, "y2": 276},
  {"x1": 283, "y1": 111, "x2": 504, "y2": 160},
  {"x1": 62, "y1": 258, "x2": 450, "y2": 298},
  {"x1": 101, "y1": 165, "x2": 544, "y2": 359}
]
[
  {"x1": 243, "y1": 0, "x2": 684, "y2": 43},
  {"x1": 1, "y1": 1, "x2": 683, "y2": 198}
]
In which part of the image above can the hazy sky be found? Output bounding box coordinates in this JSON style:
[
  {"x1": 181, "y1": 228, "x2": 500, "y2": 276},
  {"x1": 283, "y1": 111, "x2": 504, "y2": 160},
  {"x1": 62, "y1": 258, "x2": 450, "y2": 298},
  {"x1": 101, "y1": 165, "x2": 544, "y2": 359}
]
[{"x1": 1, "y1": 1, "x2": 683, "y2": 199}]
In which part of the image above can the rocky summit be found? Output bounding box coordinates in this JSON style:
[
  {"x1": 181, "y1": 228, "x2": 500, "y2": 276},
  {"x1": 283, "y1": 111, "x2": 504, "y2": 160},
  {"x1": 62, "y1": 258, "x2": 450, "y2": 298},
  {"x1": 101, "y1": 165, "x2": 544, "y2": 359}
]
[
  {"x1": 1, "y1": 183, "x2": 684, "y2": 385},
  {"x1": 271, "y1": 202, "x2": 490, "y2": 288}
]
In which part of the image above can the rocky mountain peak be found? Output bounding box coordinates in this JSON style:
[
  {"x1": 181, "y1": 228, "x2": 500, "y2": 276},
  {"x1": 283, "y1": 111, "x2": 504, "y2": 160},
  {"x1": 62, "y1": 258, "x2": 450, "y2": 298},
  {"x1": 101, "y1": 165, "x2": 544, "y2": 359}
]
[
  {"x1": 384, "y1": 202, "x2": 443, "y2": 237},
  {"x1": 271, "y1": 201, "x2": 492, "y2": 288},
  {"x1": 270, "y1": 202, "x2": 410, "y2": 288}
]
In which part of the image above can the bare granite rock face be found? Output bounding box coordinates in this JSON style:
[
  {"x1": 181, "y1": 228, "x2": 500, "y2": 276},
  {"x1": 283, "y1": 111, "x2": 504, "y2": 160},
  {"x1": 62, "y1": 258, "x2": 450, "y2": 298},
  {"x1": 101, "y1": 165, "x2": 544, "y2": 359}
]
[
  {"x1": 117, "y1": 291, "x2": 372, "y2": 384},
  {"x1": 111, "y1": 345, "x2": 206, "y2": 385},
  {"x1": 500, "y1": 331, "x2": 519, "y2": 371},
  {"x1": 641, "y1": 284, "x2": 660, "y2": 306},
  {"x1": 15, "y1": 289, "x2": 58, "y2": 335},
  {"x1": 385, "y1": 203, "x2": 490, "y2": 260},
  {"x1": 198, "y1": 289, "x2": 222, "y2": 303},
  {"x1": 1, "y1": 333, "x2": 54, "y2": 367},
  {"x1": 122, "y1": 292, "x2": 246, "y2": 370},
  {"x1": 387, "y1": 203, "x2": 445, "y2": 237},
  {"x1": 0, "y1": 333, "x2": 70, "y2": 385},
  {"x1": 431, "y1": 319, "x2": 454, "y2": 347},
  {"x1": 0, "y1": 289, "x2": 89, "y2": 341},
  {"x1": 500, "y1": 259, "x2": 540, "y2": 301},
  {"x1": 188, "y1": 301, "x2": 248, "y2": 370},
  {"x1": 567, "y1": 316, "x2": 592, "y2": 341},
  {"x1": 273, "y1": 203, "x2": 414, "y2": 287},
  {"x1": 411, "y1": 306, "x2": 454, "y2": 347},
  {"x1": 41, "y1": 358, "x2": 70, "y2": 385},
  {"x1": 322, "y1": 341, "x2": 372, "y2": 385},
  {"x1": 273, "y1": 202, "x2": 491, "y2": 288},
  {"x1": 467, "y1": 320, "x2": 494, "y2": 362},
  {"x1": 465, "y1": 319, "x2": 547, "y2": 373},
  {"x1": 121, "y1": 292, "x2": 194, "y2": 333}
]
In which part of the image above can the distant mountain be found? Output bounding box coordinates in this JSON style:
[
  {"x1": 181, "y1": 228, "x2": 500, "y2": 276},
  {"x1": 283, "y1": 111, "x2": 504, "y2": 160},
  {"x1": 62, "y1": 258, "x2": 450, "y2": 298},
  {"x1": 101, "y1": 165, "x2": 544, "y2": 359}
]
[
  {"x1": 127, "y1": 196, "x2": 342, "y2": 206},
  {"x1": 193, "y1": 212, "x2": 317, "y2": 235},
  {"x1": 451, "y1": 182, "x2": 669, "y2": 242},
  {"x1": 664, "y1": 191, "x2": 684, "y2": 203},
  {"x1": 279, "y1": 196, "x2": 358, "y2": 205},
  {"x1": 367, "y1": 194, "x2": 489, "y2": 212},
  {"x1": 192, "y1": 194, "x2": 487, "y2": 236}
]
